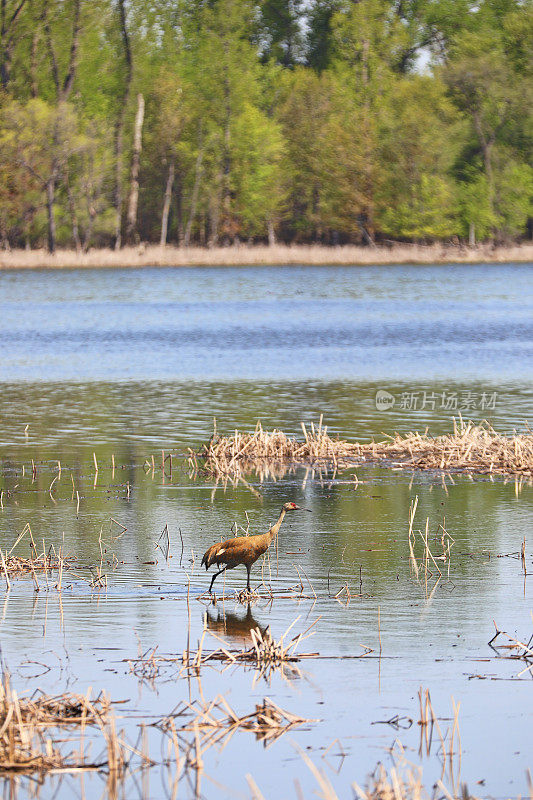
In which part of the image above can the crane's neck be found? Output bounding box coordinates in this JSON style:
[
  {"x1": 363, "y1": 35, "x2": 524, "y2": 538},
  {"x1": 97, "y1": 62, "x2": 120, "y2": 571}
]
[{"x1": 265, "y1": 507, "x2": 287, "y2": 546}]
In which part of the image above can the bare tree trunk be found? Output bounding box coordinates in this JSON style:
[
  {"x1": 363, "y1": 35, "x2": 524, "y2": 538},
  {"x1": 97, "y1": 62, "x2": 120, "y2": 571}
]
[
  {"x1": 208, "y1": 190, "x2": 221, "y2": 248},
  {"x1": 59, "y1": 0, "x2": 80, "y2": 102},
  {"x1": 114, "y1": 0, "x2": 132, "y2": 250},
  {"x1": 1, "y1": 0, "x2": 28, "y2": 89},
  {"x1": 267, "y1": 218, "x2": 276, "y2": 246},
  {"x1": 125, "y1": 92, "x2": 144, "y2": 244},
  {"x1": 472, "y1": 110, "x2": 496, "y2": 238},
  {"x1": 0, "y1": 217, "x2": 10, "y2": 250},
  {"x1": 175, "y1": 168, "x2": 184, "y2": 245},
  {"x1": 65, "y1": 170, "x2": 81, "y2": 253},
  {"x1": 160, "y1": 159, "x2": 175, "y2": 247},
  {"x1": 46, "y1": 177, "x2": 56, "y2": 254},
  {"x1": 83, "y1": 192, "x2": 97, "y2": 252},
  {"x1": 30, "y1": 24, "x2": 39, "y2": 97},
  {"x1": 469, "y1": 222, "x2": 476, "y2": 247},
  {"x1": 183, "y1": 145, "x2": 204, "y2": 248},
  {"x1": 360, "y1": 38, "x2": 375, "y2": 244},
  {"x1": 43, "y1": 2, "x2": 60, "y2": 97}
]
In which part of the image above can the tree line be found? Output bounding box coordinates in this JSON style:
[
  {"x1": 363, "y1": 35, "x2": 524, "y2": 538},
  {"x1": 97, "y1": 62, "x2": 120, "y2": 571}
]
[{"x1": 0, "y1": 0, "x2": 531, "y2": 252}]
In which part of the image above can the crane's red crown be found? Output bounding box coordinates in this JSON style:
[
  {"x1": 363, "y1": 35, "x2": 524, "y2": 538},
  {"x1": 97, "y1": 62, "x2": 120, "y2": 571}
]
[{"x1": 283, "y1": 502, "x2": 300, "y2": 511}]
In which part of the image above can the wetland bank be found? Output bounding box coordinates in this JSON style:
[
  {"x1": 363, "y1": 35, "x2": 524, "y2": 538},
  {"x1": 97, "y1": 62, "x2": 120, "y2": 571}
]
[{"x1": 0, "y1": 262, "x2": 532, "y2": 799}]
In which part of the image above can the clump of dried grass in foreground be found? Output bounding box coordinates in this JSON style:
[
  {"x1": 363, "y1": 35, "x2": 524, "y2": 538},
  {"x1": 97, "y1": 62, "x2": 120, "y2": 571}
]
[
  {"x1": 199, "y1": 419, "x2": 533, "y2": 478},
  {"x1": 0, "y1": 668, "x2": 126, "y2": 775}
]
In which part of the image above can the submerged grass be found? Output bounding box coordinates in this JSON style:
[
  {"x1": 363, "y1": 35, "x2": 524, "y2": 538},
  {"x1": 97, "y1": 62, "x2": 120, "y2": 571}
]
[{"x1": 199, "y1": 419, "x2": 533, "y2": 478}]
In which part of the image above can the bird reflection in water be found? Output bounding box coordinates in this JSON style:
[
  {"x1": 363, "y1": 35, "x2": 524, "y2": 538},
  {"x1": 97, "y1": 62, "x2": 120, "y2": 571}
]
[
  {"x1": 205, "y1": 603, "x2": 266, "y2": 647},
  {"x1": 204, "y1": 604, "x2": 304, "y2": 686}
]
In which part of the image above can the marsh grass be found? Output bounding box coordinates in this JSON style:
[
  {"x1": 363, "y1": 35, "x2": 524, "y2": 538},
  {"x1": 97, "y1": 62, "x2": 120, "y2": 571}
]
[
  {"x1": 407, "y1": 497, "x2": 455, "y2": 598},
  {"x1": 157, "y1": 693, "x2": 313, "y2": 759},
  {"x1": 0, "y1": 668, "x2": 127, "y2": 775},
  {"x1": 127, "y1": 615, "x2": 319, "y2": 686},
  {"x1": 1, "y1": 242, "x2": 532, "y2": 270},
  {"x1": 200, "y1": 419, "x2": 533, "y2": 478},
  {"x1": 0, "y1": 533, "x2": 77, "y2": 591}
]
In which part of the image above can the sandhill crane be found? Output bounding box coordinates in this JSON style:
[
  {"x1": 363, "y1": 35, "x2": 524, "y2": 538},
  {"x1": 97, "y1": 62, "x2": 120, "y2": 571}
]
[{"x1": 201, "y1": 502, "x2": 309, "y2": 594}]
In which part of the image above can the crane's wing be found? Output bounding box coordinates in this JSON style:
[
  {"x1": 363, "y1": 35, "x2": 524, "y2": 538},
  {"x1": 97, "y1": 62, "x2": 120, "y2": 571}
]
[{"x1": 201, "y1": 536, "x2": 256, "y2": 570}]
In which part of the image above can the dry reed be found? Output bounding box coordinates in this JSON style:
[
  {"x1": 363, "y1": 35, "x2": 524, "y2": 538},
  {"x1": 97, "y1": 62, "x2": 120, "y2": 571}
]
[
  {"x1": 0, "y1": 668, "x2": 124, "y2": 775},
  {"x1": 248, "y1": 740, "x2": 480, "y2": 800},
  {"x1": 127, "y1": 616, "x2": 320, "y2": 684},
  {"x1": 1, "y1": 242, "x2": 532, "y2": 270},
  {"x1": 199, "y1": 419, "x2": 533, "y2": 478},
  {"x1": 157, "y1": 693, "x2": 313, "y2": 758},
  {"x1": 489, "y1": 618, "x2": 533, "y2": 677},
  {"x1": 408, "y1": 497, "x2": 455, "y2": 597}
]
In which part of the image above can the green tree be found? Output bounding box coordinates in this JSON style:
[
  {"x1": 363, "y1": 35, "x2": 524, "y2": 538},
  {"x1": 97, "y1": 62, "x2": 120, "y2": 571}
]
[
  {"x1": 444, "y1": 23, "x2": 532, "y2": 239},
  {"x1": 376, "y1": 75, "x2": 459, "y2": 239},
  {"x1": 258, "y1": 0, "x2": 305, "y2": 66},
  {"x1": 232, "y1": 103, "x2": 285, "y2": 239},
  {"x1": 0, "y1": 99, "x2": 84, "y2": 251}
]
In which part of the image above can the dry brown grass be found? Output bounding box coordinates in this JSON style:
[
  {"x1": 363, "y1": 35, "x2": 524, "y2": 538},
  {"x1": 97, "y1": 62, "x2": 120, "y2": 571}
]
[
  {"x1": 1, "y1": 242, "x2": 532, "y2": 269},
  {"x1": 0, "y1": 668, "x2": 123, "y2": 775},
  {"x1": 127, "y1": 615, "x2": 319, "y2": 685},
  {"x1": 199, "y1": 419, "x2": 533, "y2": 478},
  {"x1": 157, "y1": 694, "x2": 313, "y2": 760},
  {"x1": 0, "y1": 528, "x2": 77, "y2": 591}
]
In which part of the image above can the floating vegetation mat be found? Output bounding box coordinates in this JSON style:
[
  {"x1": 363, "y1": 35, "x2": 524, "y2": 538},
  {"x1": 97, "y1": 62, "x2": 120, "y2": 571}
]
[{"x1": 198, "y1": 419, "x2": 533, "y2": 478}]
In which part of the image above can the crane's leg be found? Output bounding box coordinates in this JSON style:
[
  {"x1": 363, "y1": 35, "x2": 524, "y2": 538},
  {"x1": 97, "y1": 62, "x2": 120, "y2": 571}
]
[
  {"x1": 209, "y1": 568, "x2": 226, "y2": 594},
  {"x1": 246, "y1": 565, "x2": 251, "y2": 591}
]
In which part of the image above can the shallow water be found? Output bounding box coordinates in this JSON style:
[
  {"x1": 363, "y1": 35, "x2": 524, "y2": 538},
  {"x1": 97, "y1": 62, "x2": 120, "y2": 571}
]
[{"x1": 0, "y1": 263, "x2": 532, "y2": 799}]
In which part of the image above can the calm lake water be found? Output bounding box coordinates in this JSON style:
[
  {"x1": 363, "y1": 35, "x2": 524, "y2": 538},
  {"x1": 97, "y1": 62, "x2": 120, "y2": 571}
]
[{"x1": 0, "y1": 263, "x2": 532, "y2": 800}]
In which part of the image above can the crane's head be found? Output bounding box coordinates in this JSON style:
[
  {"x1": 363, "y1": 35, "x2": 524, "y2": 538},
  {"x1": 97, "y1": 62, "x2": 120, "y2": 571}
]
[{"x1": 282, "y1": 502, "x2": 311, "y2": 512}]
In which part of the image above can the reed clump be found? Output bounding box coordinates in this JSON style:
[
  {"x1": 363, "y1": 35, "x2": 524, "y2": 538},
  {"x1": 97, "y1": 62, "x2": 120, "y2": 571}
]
[
  {"x1": 0, "y1": 550, "x2": 76, "y2": 578},
  {"x1": 0, "y1": 668, "x2": 117, "y2": 774},
  {"x1": 199, "y1": 419, "x2": 533, "y2": 478},
  {"x1": 2, "y1": 242, "x2": 532, "y2": 270},
  {"x1": 158, "y1": 693, "x2": 312, "y2": 755}
]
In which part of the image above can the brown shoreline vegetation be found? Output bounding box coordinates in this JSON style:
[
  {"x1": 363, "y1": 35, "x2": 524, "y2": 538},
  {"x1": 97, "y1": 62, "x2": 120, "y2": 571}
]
[
  {"x1": 0, "y1": 242, "x2": 532, "y2": 270},
  {"x1": 199, "y1": 420, "x2": 533, "y2": 478}
]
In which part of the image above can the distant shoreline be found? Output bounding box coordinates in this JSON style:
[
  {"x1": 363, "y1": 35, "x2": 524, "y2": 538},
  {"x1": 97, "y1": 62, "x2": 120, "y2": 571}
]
[{"x1": 1, "y1": 242, "x2": 532, "y2": 270}]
